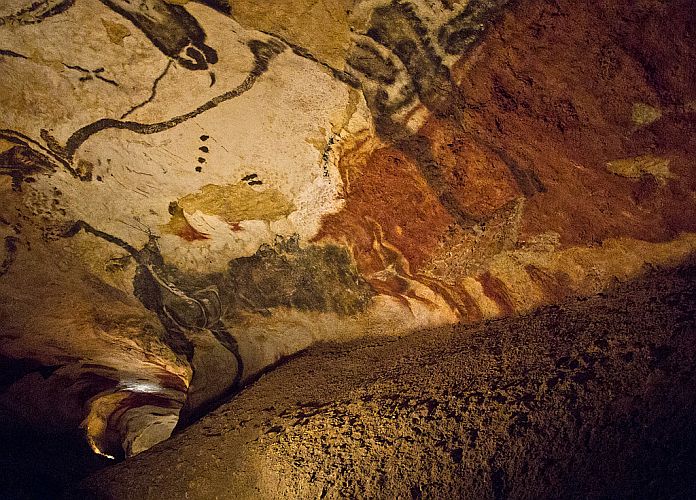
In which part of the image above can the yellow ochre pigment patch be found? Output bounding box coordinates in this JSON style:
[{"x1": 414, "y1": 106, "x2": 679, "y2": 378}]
[
  {"x1": 229, "y1": 0, "x2": 355, "y2": 68},
  {"x1": 607, "y1": 155, "x2": 673, "y2": 185},
  {"x1": 631, "y1": 102, "x2": 662, "y2": 128},
  {"x1": 0, "y1": 139, "x2": 16, "y2": 155},
  {"x1": 100, "y1": 19, "x2": 131, "y2": 46},
  {"x1": 177, "y1": 182, "x2": 296, "y2": 225}
]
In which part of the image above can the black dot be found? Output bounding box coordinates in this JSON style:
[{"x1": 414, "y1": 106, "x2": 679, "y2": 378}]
[
  {"x1": 199, "y1": 146, "x2": 209, "y2": 153},
  {"x1": 195, "y1": 166, "x2": 202, "y2": 172},
  {"x1": 200, "y1": 135, "x2": 209, "y2": 141},
  {"x1": 197, "y1": 157, "x2": 206, "y2": 163}
]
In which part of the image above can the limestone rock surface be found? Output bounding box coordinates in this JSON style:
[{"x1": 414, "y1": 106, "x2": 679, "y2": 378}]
[
  {"x1": 0, "y1": 0, "x2": 695, "y2": 458},
  {"x1": 78, "y1": 263, "x2": 696, "y2": 499}
]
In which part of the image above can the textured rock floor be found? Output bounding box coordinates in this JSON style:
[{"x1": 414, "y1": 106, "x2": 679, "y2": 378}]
[
  {"x1": 2, "y1": 0, "x2": 696, "y2": 463},
  {"x1": 76, "y1": 261, "x2": 696, "y2": 499}
]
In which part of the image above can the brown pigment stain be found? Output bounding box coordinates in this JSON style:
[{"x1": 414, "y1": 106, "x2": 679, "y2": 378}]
[
  {"x1": 314, "y1": 143, "x2": 454, "y2": 280},
  {"x1": 478, "y1": 271, "x2": 515, "y2": 316},
  {"x1": 418, "y1": 274, "x2": 484, "y2": 323},
  {"x1": 524, "y1": 265, "x2": 572, "y2": 303},
  {"x1": 362, "y1": 217, "x2": 441, "y2": 310},
  {"x1": 178, "y1": 183, "x2": 295, "y2": 225},
  {"x1": 175, "y1": 222, "x2": 209, "y2": 242},
  {"x1": 419, "y1": 117, "x2": 522, "y2": 222},
  {"x1": 101, "y1": 18, "x2": 131, "y2": 46},
  {"x1": 449, "y1": 283, "x2": 485, "y2": 323},
  {"x1": 448, "y1": 0, "x2": 696, "y2": 247}
]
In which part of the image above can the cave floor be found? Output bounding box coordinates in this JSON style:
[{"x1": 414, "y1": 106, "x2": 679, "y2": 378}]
[{"x1": 73, "y1": 261, "x2": 696, "y2": 499}]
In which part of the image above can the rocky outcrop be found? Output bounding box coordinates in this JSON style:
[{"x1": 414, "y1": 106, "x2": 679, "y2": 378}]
[
  {"x1": 1, "y1": 0, "x2": 695, "y2": 457},
  {"x1": 77, "y1": 263, "x2": 696, "y2": 499}
]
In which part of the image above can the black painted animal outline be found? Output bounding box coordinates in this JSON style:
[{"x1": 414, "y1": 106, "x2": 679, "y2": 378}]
[
  {"x1": 62, "y1": 219, "x2": 245, "y2": 395},
  {"x1": 1, "y1": 0, "x2": 229, "y2": 70},
  {"x1": 0, "y1": 38, "x2": 286, "y2": 186}
]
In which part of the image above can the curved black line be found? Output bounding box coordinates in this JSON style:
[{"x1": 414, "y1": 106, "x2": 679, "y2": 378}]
[
  {"x1": 210, "y1": 325, "x2": 244, "y2": 388},
  {"x1": 120, "y1": 60, "x2": 174, "y2": 119},
  {"x1": 256, "y1": 28, "x2": 361, "y2": 89},
  {"x1": 62, "y1": 220, "x2": 140, "y2": 258},
  {"x1": 61, "y1": 39, "x2": 284, "y2": 160},
  {"x1": 0, "y1": 49, "x2": 28, "y2": 59}
]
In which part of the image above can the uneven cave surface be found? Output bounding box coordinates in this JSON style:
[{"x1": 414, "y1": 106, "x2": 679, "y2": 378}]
[
  {"x1": 0, "y1": 0, "x2": 695, "y2": 497},
  {"x1": 77, "y1": 263, "x2": 696, "y2": 499}
]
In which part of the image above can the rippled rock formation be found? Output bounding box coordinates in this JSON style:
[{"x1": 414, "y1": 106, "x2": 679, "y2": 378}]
[
  {"x1": 1, "y1": 0, "x2": 695, "y2": 459},
  {"x1": 78, "y1": 263, "x2": 696, "y2": 499}
]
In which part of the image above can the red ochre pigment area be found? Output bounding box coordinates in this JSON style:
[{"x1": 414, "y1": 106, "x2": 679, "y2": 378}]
[
  {"x1": 451, "y1": 0, "x2": 696, "y2": 245},
  {"x1": 317, "y1": 0, "x2": 696, "y2": 274}
]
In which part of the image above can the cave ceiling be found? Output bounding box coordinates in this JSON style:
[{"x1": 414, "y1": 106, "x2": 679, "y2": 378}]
[{"x1": 0, "y1": 0, "x2": 695, "y2": 458}]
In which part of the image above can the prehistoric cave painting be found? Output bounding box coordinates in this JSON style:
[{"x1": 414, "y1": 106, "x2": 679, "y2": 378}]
[
  {"x1": 0, "y1": 141, "x2": 58, "y2": 191},
  {"x1": 2, "y1": 0, "x2": 515, "y2": 205},
  {"x1": 1, "y1": 0, "x2": 223, "y2": 70},
  {"x1": 0, "y1": 37, "x2": 285, "y2": 189},
  {"x1": 347, "y1": 0, "x2": 512, "y2": 135},
  {"x1": 221, "y1": 235, "x2": 375, "y2": 317},
  {"x1": 0, "y1": 1, "x2": 285, "y2": 202},
  {"x1": 0, "y1": 0, "x2": 694, "y2": 463},
  {"x1": 161, "y1": 179, "x2": 295, "y2": 240},
  {"x1": 352, "y1": 2, "x2": 455, "y2": 131},
  {"x1": 60, "y1": 220, "x2": 374, "y2": 427},
  {"x1": 47, "y1": 38, "x2": 285, "y2": 161},
  {"x1": 162, "y1": 202, "x2": 210, "y2": 242},
  {"x1": 438, "y1": 0, "x2": 512, "y2": 55},
  {"x1": 0, "y1": 0, "x2": 76, "y2": 26},
  {"x1": 343, "y1": 0, "x2": 529, "y2": 233},
  {"x1": 63, "y1": 221, "x2": 233, "y2": 355},
  {"x1": 0, "y1": 131, "x2": 75, "y2": 182},
  {"x1": 98, "y1": 0, "x2": 218, "y2": 71},
  {"x1": 176, "y1": 182, "x2": 295, "y2": 226},
  {"x1": 145, "y1": 234, "x2": 375, "y2": 319},
  {"x1": 62, "y1": 220, "x2": 244, "y2": 422},
  {"x1": 63, "y1": 64, "x2": 118, "y2": 86}
]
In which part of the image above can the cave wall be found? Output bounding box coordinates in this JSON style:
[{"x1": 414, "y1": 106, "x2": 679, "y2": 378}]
[
  {"x1": 79, "y1": 263, "x2": 696, "y2": 499},
  {"x1": 0, "y1": 0, "x2": 695, "y2": 457}
]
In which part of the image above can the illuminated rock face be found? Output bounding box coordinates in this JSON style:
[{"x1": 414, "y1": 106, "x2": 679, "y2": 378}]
[{"x1": 0, "y1": 0, "x2": 695, "y2": 457}]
